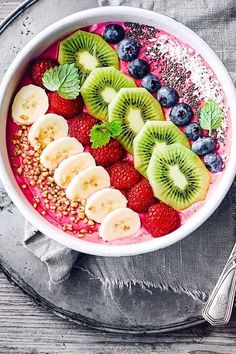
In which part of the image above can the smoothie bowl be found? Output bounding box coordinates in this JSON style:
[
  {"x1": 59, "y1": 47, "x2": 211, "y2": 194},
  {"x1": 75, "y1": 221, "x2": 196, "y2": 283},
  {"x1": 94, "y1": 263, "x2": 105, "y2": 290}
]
[{"x1": 0, "y1": 7, "x2": 236, "y2": 257}]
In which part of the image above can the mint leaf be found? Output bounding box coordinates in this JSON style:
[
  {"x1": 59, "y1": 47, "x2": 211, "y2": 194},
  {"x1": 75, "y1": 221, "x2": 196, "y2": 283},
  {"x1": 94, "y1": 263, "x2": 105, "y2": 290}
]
[
  {"x1": 42, "y1": 63, "x2": 80, "y2": 99},
  {"x1": 199, "y1": 100, "x2": 223, "y2": 132},
  {"x1": 90, "y1": 121, "x2": 122, "y2": 148}
]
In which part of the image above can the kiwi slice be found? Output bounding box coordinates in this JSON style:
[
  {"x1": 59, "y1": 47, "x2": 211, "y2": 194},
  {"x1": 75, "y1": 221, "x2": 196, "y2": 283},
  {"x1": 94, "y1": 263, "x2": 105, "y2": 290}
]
[
  {"x1": 108, "y1": 88, "x2": 164, "y2": 153},
  {"x1": 58, "y1": 30, "x2": 119, "y2": 85},
  {"x1": 134, "y1": 121, "x2": 190, "y2": 177},
  {"x1": 80, "y1": 67, "x2": 136, "y2": 121},
  {"x1": 147, "y1": 143, "x2": 210, "y2": 210}
]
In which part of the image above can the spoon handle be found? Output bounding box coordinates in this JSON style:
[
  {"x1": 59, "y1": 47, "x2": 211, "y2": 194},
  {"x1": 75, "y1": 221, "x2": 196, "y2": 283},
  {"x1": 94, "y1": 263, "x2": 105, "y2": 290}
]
[{"x1": 202, "y1": 244, "x2": 236, "y2": 325}]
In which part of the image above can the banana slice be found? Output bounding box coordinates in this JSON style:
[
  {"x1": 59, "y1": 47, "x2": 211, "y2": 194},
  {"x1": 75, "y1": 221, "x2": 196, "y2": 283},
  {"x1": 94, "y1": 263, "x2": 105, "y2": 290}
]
[
  {"x1": 28, "y1": 113, "x2": 68, "y2": 149},
  {"x1": 66, "y1": 166, "x2": 110, "y2": 201},
  {"x1": 12, "y1": 84, "x2": 49, "y2": 125},
  {"x1": 85, "y1": 188, "x2": 127, "y2": 223},
  {"x1": 54, "y1": 152, "x2": 96, "y2": 188},
  {"x1": 99, "y1": 207, "x2": 141, "y2": 241},
  {"x1": 40, "y1": 137, "x2": 83, "y2": 170}
]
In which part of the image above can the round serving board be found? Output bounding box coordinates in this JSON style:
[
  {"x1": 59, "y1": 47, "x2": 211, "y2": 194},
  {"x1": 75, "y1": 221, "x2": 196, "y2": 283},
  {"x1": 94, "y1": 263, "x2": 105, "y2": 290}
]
[{"x1": 0, "y1": 0, "x2": 205, "y2": 333}]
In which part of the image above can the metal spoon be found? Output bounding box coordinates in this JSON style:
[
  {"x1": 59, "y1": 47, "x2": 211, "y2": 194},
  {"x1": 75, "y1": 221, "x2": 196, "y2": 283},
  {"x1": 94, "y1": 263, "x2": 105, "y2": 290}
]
[{"x1": 202, "y1": 242, "x2": 236, "y2": 325}]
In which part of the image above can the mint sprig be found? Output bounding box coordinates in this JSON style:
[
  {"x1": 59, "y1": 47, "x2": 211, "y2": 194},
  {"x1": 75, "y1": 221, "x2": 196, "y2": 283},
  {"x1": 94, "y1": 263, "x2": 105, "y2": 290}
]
[
  {"x1": 199, "y1": 99, "x2": 223, "y2": 133},
  {"x1": 42, "y1": 63, "x2": 80, "y2": 99},
  {"x1": 90, "y1": 121, "x2": 122, "y2": 148}
]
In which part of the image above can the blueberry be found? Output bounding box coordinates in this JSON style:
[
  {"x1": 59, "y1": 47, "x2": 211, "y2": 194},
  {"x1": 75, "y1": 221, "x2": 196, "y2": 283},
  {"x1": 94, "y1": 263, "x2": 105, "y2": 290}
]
[
  {"x1": 169, "y1": 103, "x2": 193, "y2": 126},
  {"x1": 157, "y1": 86, "x2": 179, "y2": 108},
  {"x1": 184, "y1": 122, "x2": 202, "y2": 141},
  {"x1": 118, "y1": 39, "x2": 139, "y2": 61},
  {"x1": 141, "y1": 74, "x2": 160, "y2": 93},
  {"x1": 203, "y1": 153, "x2": 223, "y2": 173},
  {"x1": 103, "y1": 24, "x2": 125, "y2": 44},
  {"x1": 191, "y1": 137, "x2": 217, "y2": 156},
  {"x1": 128, "y1": 59, "x2": 150, "y2": 79}
]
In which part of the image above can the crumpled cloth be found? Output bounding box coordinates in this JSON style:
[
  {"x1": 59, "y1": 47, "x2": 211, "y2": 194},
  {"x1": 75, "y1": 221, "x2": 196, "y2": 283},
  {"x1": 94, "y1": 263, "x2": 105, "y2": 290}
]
[{"x1": 24, "y1": 0, "x2": 236, "y2": 300}]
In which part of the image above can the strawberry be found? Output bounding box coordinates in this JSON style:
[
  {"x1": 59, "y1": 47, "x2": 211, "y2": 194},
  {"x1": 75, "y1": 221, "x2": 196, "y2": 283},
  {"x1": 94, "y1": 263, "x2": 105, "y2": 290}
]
[
  {"x1": 91, "y1": 139, "x2": 124, "y2": 167},
  {"x1": 68, "y1": 114, "x2": 98, "y2": 145},
  {"x1": 144, "y1": 203, "x2": 180, "y2": 237},
  {"x1": 108, "y1": 161, "x2": 141, "y2": 189},
  {"x1": 31, "y1": 58, "x2": 57, "y2": 87},
  {"x1": 127, "y1": 178, "x2": 156, "y2": 213},
  {"x1": 47, "y1": 91, "x2": 83, "y2": 119}
]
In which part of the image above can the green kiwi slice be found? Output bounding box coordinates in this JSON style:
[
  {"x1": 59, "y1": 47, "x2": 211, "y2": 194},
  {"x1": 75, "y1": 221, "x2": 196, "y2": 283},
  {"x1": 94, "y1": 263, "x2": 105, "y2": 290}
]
[
  {"x1": 108, "y1": 88, "x2": 164, "y2": 153},
  {"x1": 80, "y1": 67, "x2": 136, "y2": 121},
  {"x1": 147, "y1": 143, "x2": 210, "y2": 210},
  {"x1": 134, "y1": 121, "x2": 190, "y2": 177},
  {"x1": 58, "y1": 30, "x2": 119, "y2": 85}
]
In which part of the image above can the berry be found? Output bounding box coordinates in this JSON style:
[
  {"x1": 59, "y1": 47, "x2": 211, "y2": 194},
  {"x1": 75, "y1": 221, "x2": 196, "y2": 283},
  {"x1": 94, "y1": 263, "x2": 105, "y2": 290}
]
[
  {"x1": 47, "y1": 91, "x2": 83, "y2": 119},
  {"x1": 103, "y1": 24, "x2": 125, "y2": 44},
  {"x1": 91, "y1": 139, "x2": 124, "y2": 167},
  {"x1": 127, "y1": 179, "x2": 156, "y2": 213},
  {"x1": 192, "y1": 137, "x2": 216, "y2": 156},
  {"x1": 203, "y1": 153, "x2": 223, "y2": 172},
  {"x1": 144, "y1": 203, "x2": 180, "y2": 237},
  {"x1": 157, "y1": 86, "x2": 179, "y2": 108},
  {"x1": 141, "y1": 74, "x2": 161, "y2": 93},
  {"x1": 108, "y1": 161, "x2": 141, "y2": 189},
  {"x1": 68, "y1": 114, "x2": 98, "y2": 145},
  {"x1": 118, "y1": 39, "x2": 140, "y2": 61},
  {"x1": 31, "y1": 58, "x2": 57, "y2": 87},
  {"x1": 128, "y1": 59, "x2": 150, "y2": 79},
  {"x1": 184, "y1": 122, "x2": 202, "y2": 141},
  {"x1": 170, "y1": 103, "x2": 193, "y2": 126}
]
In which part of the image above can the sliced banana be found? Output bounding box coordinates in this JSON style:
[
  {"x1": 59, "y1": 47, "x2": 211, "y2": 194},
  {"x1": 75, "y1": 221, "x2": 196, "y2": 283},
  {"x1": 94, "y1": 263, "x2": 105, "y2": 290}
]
[
  {"x1": 40, "y1": 137, "x2": 83, "y2": 170},
  {"x1": 28, "y1": 113, "x2": 68, "y2": 149},
  {"x1": 54, "y1": 152, "x2": 96, "y2": 188},
  {"x1": 12, "y1": 84, "x2": 49, "y2": 125},
  {"x1": 99, "y1": 207, "x2": 141, "y2": 241},
  {"x1": 66, "y1": 166, "x2": 110, "y2": 201},
  {"x1": 85, "y1": 188, "x2": 127, "y2": 223}
]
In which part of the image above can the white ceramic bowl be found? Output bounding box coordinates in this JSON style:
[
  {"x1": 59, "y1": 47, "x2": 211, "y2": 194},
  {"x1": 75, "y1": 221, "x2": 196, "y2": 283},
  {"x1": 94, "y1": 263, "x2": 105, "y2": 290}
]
[{"x1": 1, "y1": 6, "x2": 236, "y2": 257}]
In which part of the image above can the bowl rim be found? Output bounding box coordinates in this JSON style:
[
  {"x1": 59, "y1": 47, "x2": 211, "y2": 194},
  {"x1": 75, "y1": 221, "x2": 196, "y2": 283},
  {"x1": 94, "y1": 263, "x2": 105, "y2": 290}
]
[{"x1": 1, "y1": 6, "x2": 236, "y2": 257}]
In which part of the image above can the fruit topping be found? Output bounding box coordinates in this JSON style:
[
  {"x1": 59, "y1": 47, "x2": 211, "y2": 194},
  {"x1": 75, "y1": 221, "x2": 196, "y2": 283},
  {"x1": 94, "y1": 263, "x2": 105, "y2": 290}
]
[
  {"x1": 147, "y1": 143, "x2": 210, "y2": 210},
  {"x1": 85, "y1": 188, "x2": 127, "y2": 223},
  {"x1": 68, "y1": 114, "x2": 98, "y2": 145},
  {"x1": 40, "y1": 136, "x2": 83, "y2": 169},
  {"x1": 128, "y1": 58, "x2": 150, "y2": 79},
  {"x1": 108, "y1": 161, "x2": 141, "y2": 189},
  {"x1": 108, "y1": 87, "x2": 164, "y2": 153},
  {"x1": 28, "y1": 113, "x2": 68, "y2": 149},
  {"x1": 42, "y1": 63, "x2": 80, "y2": 99},
  {"x1": 141, "y1": 74, "x2": 161, "y2": 93},
  {"x1": 184, "y1": 122, "x2": 202, "y2": 141},
  {"x1": 54, "y1": 152, "x2": 96, "y2": 188},
  {"x1": 66, "y1": 166, "x2": 110, "y2": 201},
  {"x1": 12, "y1": 85, "x2": 49, "y2": 125},
  {"x1": 203, "y1": 153, "x2": 223, "y2": 173},
  {"x1": 58, "y1": 30, "x2": 119, "y2": 85},
  {"x1": 81, "y1": 66, "x2": 136, "y2": 120},
  {"x1": 133, "y1": 121, "x2": 190, "y2": 177},
  {"x1": 47, "y1": 91, "x2": 83, "y2": 119},
  {"x1": 90, "y1": 139, "x2": 124, "y2": 167},
  {"x1": 169, "y1": 103, "x2": 193, "y2": 126},
  {"x1": 99, "y1": 207, "x2": 141, "y2": 241},
  {"x1": 144, "y1": 203, "x2": 180, "y2": 237},
  {"x1": 117, "y1": 38, "x2": 140, "y2": 61},
  {"x1": 127, "y1": 178, "x2": 156, "y2": 213},
  {"x1": 191, "y1": 137, "x2": 216, "y2": 155},
  {"x1": 31, "y1": 58, "x2": 57, "y2": 87},
  {"x1": 103, "y1": 24, "x2": 125, "y2": 44},
  {"x1": 156, "y1": 86, "x2": 179, "y2": 108}
]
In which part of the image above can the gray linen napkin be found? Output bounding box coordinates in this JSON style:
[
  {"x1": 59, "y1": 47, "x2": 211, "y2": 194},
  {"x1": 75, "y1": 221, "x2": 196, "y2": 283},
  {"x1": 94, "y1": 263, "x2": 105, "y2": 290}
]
[{"x1": 24, "y1": 0, "x2": 236, "y2": 299}]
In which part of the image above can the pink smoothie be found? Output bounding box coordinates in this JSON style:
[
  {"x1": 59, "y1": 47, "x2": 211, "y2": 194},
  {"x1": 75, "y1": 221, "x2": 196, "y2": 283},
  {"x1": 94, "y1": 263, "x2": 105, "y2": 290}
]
[{"x1": 7, "y1": 21, "x2": 231, "y2": 245}]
